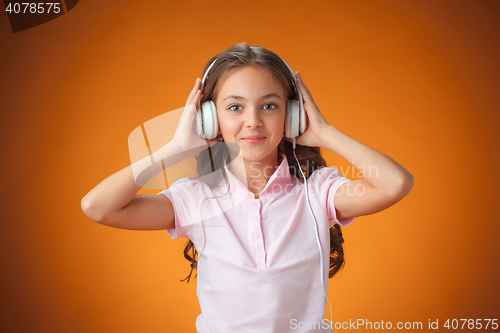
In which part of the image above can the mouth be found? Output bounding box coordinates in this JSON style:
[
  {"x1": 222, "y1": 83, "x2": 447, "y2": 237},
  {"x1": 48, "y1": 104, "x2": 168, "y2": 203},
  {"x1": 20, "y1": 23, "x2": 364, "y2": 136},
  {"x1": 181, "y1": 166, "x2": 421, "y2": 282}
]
[{"x1": 242, "y1": 136, "x2": 266, "y2": 144}]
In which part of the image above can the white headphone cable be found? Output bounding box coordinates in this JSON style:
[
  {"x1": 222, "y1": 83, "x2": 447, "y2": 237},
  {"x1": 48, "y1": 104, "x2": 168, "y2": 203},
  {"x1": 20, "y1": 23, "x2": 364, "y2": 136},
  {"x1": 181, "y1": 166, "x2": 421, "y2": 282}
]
[{"x1": 292, "y1": 138, "x2": 333, "y2": 333}]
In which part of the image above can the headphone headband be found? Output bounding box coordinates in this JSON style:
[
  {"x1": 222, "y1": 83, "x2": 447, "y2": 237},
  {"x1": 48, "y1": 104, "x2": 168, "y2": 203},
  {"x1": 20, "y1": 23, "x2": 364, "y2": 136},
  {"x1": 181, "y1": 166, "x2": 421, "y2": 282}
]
[
  {"x1": 198, "y1": 45, "x2": 306, "y2": 141},
  {"x1": 201, "y1": 46, "x2": 303, "y2": 106}
]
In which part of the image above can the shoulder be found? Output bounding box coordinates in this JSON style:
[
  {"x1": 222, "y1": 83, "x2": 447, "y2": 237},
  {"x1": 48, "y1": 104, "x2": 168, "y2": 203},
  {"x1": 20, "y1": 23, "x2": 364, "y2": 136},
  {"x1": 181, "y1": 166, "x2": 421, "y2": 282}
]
[
  {"x1": 157, "y1": 177, "x2": 206, "y2": 199},
  {"x1": 171, "y1": 177, "x2": 201, "y2": 188},
  {"x1": 159, "y1": 176, "x2": 229, "y2": 203},
  {"x1": 305, "y1": 166, "x2": 353, "y2": 199},
  {"x1": 308, "y1": 166, "x2": 344, "y2": 182},
  {"x1": 307, "y1": 167, "x2": 356, "y2": 226}
]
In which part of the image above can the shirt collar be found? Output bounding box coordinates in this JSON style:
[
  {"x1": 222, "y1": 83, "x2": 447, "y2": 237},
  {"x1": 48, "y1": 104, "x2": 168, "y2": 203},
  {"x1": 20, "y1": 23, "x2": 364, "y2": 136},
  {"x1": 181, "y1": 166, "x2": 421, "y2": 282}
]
[{"x1": 223, "y1": 152, "x2": 292, "y2": 200}]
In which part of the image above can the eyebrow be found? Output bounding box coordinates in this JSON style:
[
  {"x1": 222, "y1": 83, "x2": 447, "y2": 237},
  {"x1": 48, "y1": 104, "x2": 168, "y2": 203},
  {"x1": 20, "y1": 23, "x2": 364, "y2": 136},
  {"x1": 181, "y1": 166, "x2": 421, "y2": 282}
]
[{"x1": 222, "y1": 93, "x2": 282, "y2": 101}]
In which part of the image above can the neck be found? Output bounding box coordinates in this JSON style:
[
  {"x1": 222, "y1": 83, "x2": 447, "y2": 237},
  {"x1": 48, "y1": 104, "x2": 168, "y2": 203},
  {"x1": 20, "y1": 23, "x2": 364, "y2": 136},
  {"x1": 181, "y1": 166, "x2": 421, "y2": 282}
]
[{"x1": 229, "y1": 148, "x2": 281, "y2": 199}]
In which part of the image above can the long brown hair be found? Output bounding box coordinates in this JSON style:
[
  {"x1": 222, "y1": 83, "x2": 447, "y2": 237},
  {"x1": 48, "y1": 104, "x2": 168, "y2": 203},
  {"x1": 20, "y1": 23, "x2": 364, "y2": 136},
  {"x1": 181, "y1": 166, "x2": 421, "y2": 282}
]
[{"x1": 180, "y1": 42, "x2": 345, "y2": 282}]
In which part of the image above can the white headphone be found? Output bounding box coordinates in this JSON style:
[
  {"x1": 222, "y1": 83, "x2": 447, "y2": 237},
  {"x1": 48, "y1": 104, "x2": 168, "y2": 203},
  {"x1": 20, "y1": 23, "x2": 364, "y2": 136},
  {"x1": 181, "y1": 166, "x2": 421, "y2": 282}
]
[{"x1": 196, "y1": 46, "x2": 306, "y2": 148}]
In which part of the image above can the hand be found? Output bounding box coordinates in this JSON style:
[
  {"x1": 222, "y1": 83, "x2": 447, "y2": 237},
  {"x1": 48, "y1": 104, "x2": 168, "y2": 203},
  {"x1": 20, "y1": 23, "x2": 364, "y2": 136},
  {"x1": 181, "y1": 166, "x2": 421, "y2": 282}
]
[
  {"x1": 170, "y1": 78, "x2": 220, "y2": 154},
  {"x1": 285, "y1": 72, "x2": 330, "y2": 147}
]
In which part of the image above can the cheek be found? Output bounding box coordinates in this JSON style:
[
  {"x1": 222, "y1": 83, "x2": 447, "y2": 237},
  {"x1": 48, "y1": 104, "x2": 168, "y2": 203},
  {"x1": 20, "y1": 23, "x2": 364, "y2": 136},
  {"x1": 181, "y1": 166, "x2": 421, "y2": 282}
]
[
  {"x1": 217, "y1": 112, "x2": 236, "y2": 134},
  {"x1": 216, "y1": 109, "x2": 225, "y2": 126},
  {"x1": 276, "y1": 113, "x2": 287, "y2": 129}
]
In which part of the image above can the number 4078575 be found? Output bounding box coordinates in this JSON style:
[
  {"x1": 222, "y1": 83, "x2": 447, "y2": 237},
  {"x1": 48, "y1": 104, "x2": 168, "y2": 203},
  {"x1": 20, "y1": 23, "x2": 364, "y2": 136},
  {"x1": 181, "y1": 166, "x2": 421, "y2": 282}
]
[{"x1": 5, "y1": 3, "x2": 62, "y2": 14}]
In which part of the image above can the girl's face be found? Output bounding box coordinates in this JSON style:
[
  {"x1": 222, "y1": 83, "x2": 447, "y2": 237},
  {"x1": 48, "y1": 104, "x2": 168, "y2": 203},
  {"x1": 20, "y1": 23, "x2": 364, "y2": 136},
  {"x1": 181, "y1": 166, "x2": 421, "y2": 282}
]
[{"x1": 215, "y1": 64, "x2": 287, "y2": 163}]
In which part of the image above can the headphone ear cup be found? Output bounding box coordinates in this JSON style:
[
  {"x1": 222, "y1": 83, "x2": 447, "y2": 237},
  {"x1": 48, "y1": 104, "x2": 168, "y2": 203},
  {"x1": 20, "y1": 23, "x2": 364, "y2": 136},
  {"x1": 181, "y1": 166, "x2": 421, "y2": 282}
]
[
  {"x1": 210, "y1": 101, "x2": 219, "y2": 139},
  {"x1": 285, "y1": 99, "x2": 300, "y2": 139},
  {"x1": 298, "y1": 98, "x2": 306, "y2": 135},
  {"x1": 201, "y1": 100, "x2": 218, "y2": 140}
]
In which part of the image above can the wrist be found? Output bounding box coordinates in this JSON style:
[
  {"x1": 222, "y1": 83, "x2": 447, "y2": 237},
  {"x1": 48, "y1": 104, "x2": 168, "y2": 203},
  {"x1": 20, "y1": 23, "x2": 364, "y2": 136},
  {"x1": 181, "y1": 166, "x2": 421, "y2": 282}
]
[
  {"x1": 316, "y1": 124, "x2": 334, "y2": 148},
  {"x1": 153, "y1": 142, "x2": 188, "y2": 169}
]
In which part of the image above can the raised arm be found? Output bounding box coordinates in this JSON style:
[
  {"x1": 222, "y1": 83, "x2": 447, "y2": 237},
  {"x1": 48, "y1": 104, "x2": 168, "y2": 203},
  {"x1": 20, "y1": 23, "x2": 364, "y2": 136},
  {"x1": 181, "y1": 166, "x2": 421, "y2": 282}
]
[
  {"x1": 287, "y1": 71, "x2": 414, "y2": 220},
  {"x1": 81, "y1": 78, "x2": 215, "y2": 230},
  {"x1": 81, "y1": 142, "x2": 182, "y2": 230},
  {"x1": 317, "y1": 126, "x2": 414, "y2": 219}
]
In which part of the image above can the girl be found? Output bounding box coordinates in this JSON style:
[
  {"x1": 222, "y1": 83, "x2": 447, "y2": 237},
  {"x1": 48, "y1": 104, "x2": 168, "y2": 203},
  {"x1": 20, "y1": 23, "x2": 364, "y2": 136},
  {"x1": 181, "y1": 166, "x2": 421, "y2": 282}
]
[{"x1": 82, "y1": 42, "x2": 414, "y2": 332}]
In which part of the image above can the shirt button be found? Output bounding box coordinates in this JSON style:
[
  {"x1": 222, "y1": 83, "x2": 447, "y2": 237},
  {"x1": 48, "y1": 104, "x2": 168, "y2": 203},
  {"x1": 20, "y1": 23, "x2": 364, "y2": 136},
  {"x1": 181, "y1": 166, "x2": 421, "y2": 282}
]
[
  {"x1": 256, "y1": 233, "x2": 261, "y2": 239},
  {"x1": 253, "y1": 203, "x2": 259, "y2": 209},
  {"x1": 254, "y1": 216, "x2": 258, "y2": 222},
  {"x1": 258, "y1": 252, "x2": 264, "y2": 258}
]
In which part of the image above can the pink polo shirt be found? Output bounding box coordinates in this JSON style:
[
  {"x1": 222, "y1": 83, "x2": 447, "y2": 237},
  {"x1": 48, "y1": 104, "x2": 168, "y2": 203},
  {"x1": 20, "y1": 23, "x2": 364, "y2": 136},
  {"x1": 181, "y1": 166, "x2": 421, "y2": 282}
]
[{"x1": 157, "y1": 152, "x2": 355, "y2": 332}]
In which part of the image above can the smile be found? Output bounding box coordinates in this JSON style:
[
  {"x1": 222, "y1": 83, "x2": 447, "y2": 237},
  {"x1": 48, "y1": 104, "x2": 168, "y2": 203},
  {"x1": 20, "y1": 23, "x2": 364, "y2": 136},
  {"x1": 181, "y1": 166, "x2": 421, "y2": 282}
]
[{"x1": 242, "y1": 137, "x2": 266, "y2": 144}]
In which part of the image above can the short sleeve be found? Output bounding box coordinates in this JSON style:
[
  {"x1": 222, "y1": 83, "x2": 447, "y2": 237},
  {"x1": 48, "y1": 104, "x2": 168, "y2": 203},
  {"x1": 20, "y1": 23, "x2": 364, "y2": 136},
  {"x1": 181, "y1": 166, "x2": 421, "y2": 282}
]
[
  {"x1": 156, "y1": 177, "x2": 202, "y2": 240},
  {"x1": 308, "y1": 167, "x2": 355, "y2": 227},
  {"x1": 156, "y1": 188, "x2": 188, "y2": 240}
]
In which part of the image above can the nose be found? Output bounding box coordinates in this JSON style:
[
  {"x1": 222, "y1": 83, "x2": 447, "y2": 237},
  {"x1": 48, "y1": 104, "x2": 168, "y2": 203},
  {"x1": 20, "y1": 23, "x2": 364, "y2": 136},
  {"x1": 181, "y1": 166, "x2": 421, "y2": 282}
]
[{"x1": 244, "y1": 105, "x2": 263, "y2": 129}]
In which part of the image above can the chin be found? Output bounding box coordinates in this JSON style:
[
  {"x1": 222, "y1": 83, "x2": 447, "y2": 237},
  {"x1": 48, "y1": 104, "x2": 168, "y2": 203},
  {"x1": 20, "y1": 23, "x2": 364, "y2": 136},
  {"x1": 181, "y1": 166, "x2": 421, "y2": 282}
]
[
  {"x1": 241, "y1": 148, "x2": 275, "y2": 162},
  {"x1": 240, "y1": 150, "x2": 261, "y2": 160}
]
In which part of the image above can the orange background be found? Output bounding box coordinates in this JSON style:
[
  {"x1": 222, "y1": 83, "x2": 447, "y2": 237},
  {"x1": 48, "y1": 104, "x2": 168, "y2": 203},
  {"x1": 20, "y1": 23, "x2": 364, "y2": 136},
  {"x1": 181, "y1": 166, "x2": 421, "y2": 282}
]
[{"x1": 1, "y1": 0, "x2": 499, "y2": 332}]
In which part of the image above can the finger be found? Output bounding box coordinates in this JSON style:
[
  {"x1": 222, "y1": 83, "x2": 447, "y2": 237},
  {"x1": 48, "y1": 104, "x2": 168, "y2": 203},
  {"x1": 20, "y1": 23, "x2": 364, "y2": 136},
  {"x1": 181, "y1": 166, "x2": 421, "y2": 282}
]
[
  {"x1": 183, "y1": 90, "x2": 201, "y2": 117},
  {"x1": 294, "y1": 72, "x2": 305, "y2": 89},
  {"x1": 185, "y1": 78, "x2": 201, "y2": 106},
  {"x1": 188, "y1": 79, "x2": 201, "y2": 105},
  {"x1": 296, "y1": 72, "x2": 309, "y2": 93},
  {"x1": 195, "y1": 91, "x2": 203, "y2": 108},
  {"x1": 185, "y1": 79, "x2": 198, "y2": 103},
  {"x1": 186, "y1": 89, "x2": 201, "y2": 111},
  {"x1": 296, "y1": 74, "x2": 315, "y2": 105}
]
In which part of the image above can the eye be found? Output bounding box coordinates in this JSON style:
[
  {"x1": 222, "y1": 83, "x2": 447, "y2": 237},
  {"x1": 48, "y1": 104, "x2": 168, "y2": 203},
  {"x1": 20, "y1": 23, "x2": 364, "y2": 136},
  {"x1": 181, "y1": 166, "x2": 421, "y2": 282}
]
[
  {"x1": 227, "y1": 104, "x2": 242, "y2": 112},
  {"x1": 263, "y1": 103, "x2": 278, "y2": 110}
]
